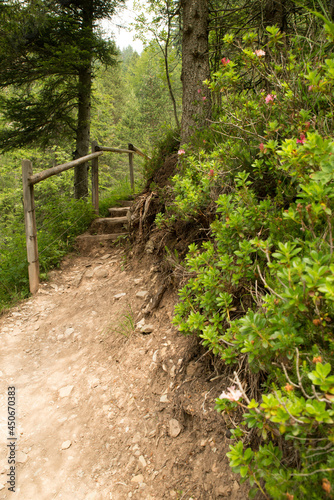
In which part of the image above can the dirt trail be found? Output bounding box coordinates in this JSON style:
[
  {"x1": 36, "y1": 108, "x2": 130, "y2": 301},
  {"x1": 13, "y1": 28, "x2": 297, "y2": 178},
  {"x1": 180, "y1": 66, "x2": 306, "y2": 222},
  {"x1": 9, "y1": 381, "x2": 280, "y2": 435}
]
[{"x1": 0, "y1": 247, "x2": 247, "y2": 499}]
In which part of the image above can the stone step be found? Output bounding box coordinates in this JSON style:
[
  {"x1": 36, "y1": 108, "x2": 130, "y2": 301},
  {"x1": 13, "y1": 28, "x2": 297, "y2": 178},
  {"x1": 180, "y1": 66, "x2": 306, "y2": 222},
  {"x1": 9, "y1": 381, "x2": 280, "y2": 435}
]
[
  {"x1": 76, "y1": 233, "x2": 128, "y2": 253},
  {"x1": 108, "y1": 207, "x2": 129, "y2": 218},
  {"x1": 89, "y1": 217, "x2": 128, "y2": 235}
]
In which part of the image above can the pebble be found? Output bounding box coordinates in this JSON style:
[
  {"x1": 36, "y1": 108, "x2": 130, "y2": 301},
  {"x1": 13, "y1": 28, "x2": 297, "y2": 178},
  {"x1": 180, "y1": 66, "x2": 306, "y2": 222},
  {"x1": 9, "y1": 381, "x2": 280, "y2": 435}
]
[
  {"x1": 94, "y1": 268, "x2": 109, "y2": 279},
  {"x1": 152, "y1": 350, "x2": 158, "y2": 362},
  {"x1": 216, "y1": 485, "x2": 231, "y2": 497},
  {"x1": 136, "y1": 291, "x2": 149, "y2": 298},
  {"x1": 114, "y1": 293, "x2": 126, "y2": 300},
  {"x1": 160, "y1": 347, "x2": 167, "y2": 357},
  {"x1": 138, "y1": 455, "x2": 147, "y2": 468},
  {"x1": 168, "y1": 419, "x2": 181, "y2": 438},
  {"x1": 136, "y1": 318, "x2": 145, "y2": 329},
  {"x1": 64, "y1": 327, "x2": 74, "y2": 338},
  {"x1": 140, "y1": 324, "x2": 154, "y2": 334},
  {"x1": 132, "y1": 433, "x2": 141, "y2": 443},
  {"x1": 160, "y1": 394, "x2": 169, "y2": 403},
  {"x1": 100, "y1": 254, "x2": 110, "y2": 260},
  {"x1": 59, "y1": 385, "x2": 74, "y2": 398},
  {"x1": 131, "y1": 474, "x2": 144, "y2": 483},
  {"x1": 72, "y1": 274, "x2": 83, "y2": 287},
  {"x1": 61, "y1": 441, "x2": 72, "y2": 450}
]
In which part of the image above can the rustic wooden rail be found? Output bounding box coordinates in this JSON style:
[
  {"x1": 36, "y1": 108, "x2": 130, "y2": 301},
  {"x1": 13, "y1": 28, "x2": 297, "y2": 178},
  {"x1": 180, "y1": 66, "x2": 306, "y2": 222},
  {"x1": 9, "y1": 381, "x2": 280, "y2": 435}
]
[{"x1": 22, "y1": 142, "x2": 151, "y2": 294}]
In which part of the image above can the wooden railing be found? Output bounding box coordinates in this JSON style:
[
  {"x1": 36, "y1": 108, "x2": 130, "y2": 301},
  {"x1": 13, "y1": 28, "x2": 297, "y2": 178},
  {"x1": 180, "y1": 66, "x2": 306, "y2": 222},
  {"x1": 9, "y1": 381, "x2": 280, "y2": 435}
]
[{"x1": 22, "y1": 142, "x2": 150, "y2": 294}]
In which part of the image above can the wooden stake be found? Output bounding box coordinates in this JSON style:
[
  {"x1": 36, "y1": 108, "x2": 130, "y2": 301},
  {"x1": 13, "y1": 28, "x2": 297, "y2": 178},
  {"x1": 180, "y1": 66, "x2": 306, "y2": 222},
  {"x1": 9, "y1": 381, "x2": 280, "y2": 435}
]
[
  {"x1": 22, "y1": 160, "x2": 39, "y2": 294},
  {"x1": 128, "y1": 144, "x2": 134, "y2": 192},
  {"x1": 91, "y1": 141, "x2": 99, "y2": 214}
]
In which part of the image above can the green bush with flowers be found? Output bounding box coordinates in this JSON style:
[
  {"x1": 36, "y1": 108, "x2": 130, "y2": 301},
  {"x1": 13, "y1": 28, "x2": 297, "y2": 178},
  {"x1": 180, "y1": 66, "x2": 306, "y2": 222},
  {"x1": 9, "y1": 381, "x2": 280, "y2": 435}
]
[{"x1": 169, "y1": 13, "x2": 334, "y2": 500}]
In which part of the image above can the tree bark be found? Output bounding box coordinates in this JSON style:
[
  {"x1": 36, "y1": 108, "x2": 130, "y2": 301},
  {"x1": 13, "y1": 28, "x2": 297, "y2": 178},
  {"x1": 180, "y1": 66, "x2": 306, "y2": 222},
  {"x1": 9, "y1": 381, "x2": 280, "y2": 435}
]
[
  {"x1": 74, "y1": 63, "x2": 91, "y2": 199},
  {"x1": 264, "y1": 0, "x2": 288, "y2": 32},
  {"x1": 74, "y1": 5, "x2": 93, "y2": 200},
  {"x1": 181, "y1": 0, "x2": 211, "y2": 144}
]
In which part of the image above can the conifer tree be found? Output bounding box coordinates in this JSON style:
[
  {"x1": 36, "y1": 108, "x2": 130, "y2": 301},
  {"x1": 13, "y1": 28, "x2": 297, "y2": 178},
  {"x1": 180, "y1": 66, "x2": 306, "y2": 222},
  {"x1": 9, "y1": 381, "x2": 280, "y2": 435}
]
[{"x1": 0, "y1": 0, "x2": 124, "y2": 198}]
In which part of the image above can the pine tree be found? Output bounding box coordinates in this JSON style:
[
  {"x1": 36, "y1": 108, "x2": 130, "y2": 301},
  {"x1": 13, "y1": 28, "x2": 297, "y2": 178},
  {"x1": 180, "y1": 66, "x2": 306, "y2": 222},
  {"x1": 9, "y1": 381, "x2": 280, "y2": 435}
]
[{"x1": 0, "y1": 0, "x2": 124, "y2": 198}]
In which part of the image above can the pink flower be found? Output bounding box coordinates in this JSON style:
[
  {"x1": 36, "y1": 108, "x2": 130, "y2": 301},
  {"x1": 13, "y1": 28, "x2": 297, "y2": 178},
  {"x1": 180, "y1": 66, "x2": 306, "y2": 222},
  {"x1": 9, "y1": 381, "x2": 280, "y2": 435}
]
[
  {"x1": 178, "y1": 149, "x2": 185, "y2": 155},
  {"x1": 308, "y1": 85, "x2": 314, "y2": 92},
  {"x1": 254, "y1": 49, "x2": 266, "y2": 57},
  {"x1": 221, "y1": 57, "x2": 231, "y2": 66},
  {"x1": 208, "y1": 169, "x2": 214, "y2": 177},
  {"x1": 259, "y1": 143, "x2": 265, "y2": 152},
  {"x1": 198, "y1": 89, "x2": 202, "y2": 93},
  {"x1": 297, "y1": 133, "x2": 306, "y2": 145},
  {"x1": 265, "y1": 94, "x2": 275, "y2": 104},
  {"x1": 202, "y1": 96, "x2": 206, "y2": 101},
  {"x1": 219, "y1": 386, "x2": 243, "y2": 402}
]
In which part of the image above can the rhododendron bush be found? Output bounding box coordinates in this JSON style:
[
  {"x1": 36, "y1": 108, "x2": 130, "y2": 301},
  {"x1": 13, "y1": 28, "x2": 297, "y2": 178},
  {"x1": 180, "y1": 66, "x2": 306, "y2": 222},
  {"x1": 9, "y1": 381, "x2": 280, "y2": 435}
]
[{"x1": 163, "y1": 15, "x2": 334, "y2": 500}]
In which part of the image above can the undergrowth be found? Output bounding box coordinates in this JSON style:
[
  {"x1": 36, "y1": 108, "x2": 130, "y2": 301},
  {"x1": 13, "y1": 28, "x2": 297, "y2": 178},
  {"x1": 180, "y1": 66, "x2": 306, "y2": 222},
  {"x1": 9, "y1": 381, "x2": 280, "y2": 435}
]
[
  {"x1": 166, "y1": 13, "x2": 334, "y2": 500},
  {"x1": 0, "y1": 158, "x2": 134, "y2": 313}
]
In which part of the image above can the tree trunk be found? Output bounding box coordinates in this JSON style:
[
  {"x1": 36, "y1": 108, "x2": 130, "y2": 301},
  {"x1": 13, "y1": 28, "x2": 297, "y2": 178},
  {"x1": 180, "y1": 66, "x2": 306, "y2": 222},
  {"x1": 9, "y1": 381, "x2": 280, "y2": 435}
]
[
  {"x1": 74, "y1": 6, "x2": 93, "y2": 200},
  {"x1": 264, "y1": 0, "x2": 288, "y2": 32},
  {"x1": 74, "y1": 64, "x2": 91, "y2": 199},
  {"x1": 181, "y1": 0, "x2": 211, "y2": 144}
]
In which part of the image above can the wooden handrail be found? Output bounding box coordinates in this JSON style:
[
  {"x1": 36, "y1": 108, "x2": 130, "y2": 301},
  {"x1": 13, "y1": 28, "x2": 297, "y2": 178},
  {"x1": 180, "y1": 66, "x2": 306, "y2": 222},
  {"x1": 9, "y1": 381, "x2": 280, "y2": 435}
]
[
  {"x1": 23, "y1": 140, "x2": 148, "y2": 294},
  {"x1": 28, "y1": 151, "x2": 103, "y2": 185},
  {"x1": 128, "y1": 143, "x2": 152, "y2": 160},
  {"x1": 97, "y1": 146, "x2": 134, "y2": 154}
]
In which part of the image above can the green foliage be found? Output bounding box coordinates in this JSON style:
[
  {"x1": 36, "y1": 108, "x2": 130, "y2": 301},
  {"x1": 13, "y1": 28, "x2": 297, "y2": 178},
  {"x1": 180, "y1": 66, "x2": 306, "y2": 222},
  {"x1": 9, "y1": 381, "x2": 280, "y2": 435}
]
[
  {"x1": 0, "y1": 159, "x2": 96, "y2": 312},
  {"x1": 98, "y1": 180, "x2": 133, "y2": 217},
  {"x1": 170, "y1": 17, "x2": 334, "y2": 499},
  {"x1": 112, "y1": 303, "x2": 135, "y2": 337},
  {"x1": 0, "y1": 0, "x2": 121, "y2": 151},
  {"x1": 0, "y1": 145, "x2": 134, "y2": 313},
  {"x1": 145, "y1": 126, "x2": 180, "y2": 180}
]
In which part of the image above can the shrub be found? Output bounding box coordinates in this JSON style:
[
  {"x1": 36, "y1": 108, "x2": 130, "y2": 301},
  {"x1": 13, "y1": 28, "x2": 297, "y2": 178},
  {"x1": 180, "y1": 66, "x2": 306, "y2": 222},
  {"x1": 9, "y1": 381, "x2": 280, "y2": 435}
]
[{"x1": 171, "y1": 18, "x2": 334, "y2": 500}]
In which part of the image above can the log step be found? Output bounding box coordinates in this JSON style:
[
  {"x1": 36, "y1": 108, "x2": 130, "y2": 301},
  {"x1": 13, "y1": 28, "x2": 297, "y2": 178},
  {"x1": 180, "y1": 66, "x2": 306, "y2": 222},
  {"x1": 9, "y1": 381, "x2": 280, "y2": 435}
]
[{"x1": 89, "y1": 217, "x2": 128, "y2": 235}]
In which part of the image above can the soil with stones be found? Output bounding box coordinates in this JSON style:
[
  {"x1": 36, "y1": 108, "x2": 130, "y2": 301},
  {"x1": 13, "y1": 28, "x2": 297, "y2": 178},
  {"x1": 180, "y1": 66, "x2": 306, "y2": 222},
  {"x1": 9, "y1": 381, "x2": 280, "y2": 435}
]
[{"x1": 0, "y1": 246, "x2": 249, "y2": 500}]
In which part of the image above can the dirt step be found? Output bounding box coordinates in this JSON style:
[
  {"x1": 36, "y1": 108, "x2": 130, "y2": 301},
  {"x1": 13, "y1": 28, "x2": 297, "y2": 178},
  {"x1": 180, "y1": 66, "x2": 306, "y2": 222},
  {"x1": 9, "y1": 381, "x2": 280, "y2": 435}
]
[
  {"x1": 76, "y1": 233, "x2": 128, "y2": 253},
  {"x1": 89, "y1": 217, "x2": 129, "y2": 235},
  {"x1": 117, "y1": 200, "x2": 133, "y2": 208},
  {"x1": 108, "y1": 207, "x2": 129, "y2": 218}
]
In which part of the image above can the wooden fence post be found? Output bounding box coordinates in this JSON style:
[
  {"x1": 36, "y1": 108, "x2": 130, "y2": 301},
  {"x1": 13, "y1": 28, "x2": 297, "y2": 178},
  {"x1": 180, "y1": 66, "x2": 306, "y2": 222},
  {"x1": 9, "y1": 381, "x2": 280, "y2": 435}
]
[
  {"x1": 22, "y1": 160, "x2": 39, "y2": 294},
  {"x1": 91, "y1": 140, "x2": 99, "y2": 214},
  {"x1": 128, "y1": 143, "x2": 135, "y2": 192}
]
